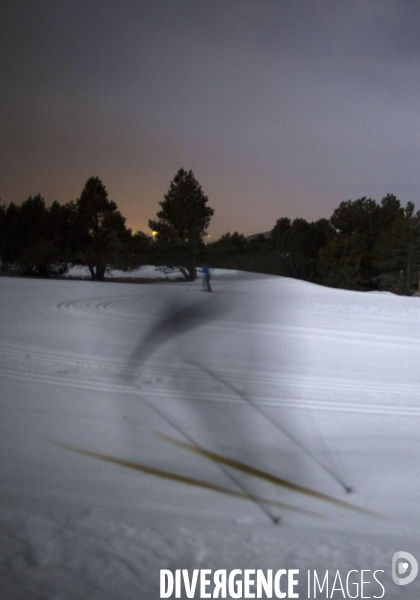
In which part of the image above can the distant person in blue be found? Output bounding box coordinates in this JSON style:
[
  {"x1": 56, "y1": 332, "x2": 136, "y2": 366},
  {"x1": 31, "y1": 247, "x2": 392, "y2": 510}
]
[{"x1": 200, "y1": 264, "x2": 212, "y2": 292}]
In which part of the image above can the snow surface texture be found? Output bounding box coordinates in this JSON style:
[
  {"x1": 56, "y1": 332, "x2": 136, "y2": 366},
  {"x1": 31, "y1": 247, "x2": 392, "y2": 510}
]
[
  {"x1": 1, "y1": 270, "x2": 420, "y2": 599},
  {"x1": 67, "y1": 265, "x2": 184, "y2": 279}
]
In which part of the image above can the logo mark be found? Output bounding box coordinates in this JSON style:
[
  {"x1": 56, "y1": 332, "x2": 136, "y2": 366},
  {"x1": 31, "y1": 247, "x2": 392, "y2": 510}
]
[{"x1": 392, "y1": 551, "x2": 418, "y2": 585}]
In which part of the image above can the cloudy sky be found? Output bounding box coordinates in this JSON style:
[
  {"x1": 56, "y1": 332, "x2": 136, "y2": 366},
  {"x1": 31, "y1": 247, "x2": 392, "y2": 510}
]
[{"x1": 1, "y1": 0, "x2": 420, "y2": 237}]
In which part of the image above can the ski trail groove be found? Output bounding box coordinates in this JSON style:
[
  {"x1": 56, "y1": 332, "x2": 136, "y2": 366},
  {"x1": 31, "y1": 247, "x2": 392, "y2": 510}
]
[
  {"x1": 2, "y1": 343, "x2": 420, "y2": 400},
  {"x1": 2, "y1": 365, "x2": 420, "y2": 417}
]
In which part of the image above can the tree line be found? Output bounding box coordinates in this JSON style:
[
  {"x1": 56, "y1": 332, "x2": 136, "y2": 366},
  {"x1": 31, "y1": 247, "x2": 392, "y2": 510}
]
[
  {"x1": 1, "y1": 171, "x2": 419, "y2": 294},
  {"x1": 0, "y1": 176, "x2": 149, "y2": 279},
  {"x1": 0, "y1": 170, "x2": 211, "y2": 282},
  {"x1": 212, "y1": 194, "x2": 420, "y2": 295},
  {"x1": 210, "y1": 194, "x2": 420, "y2": 295}
]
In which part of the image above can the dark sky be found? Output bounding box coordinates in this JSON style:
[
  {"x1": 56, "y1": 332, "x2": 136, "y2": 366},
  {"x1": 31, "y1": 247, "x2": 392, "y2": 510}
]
[{"x1": 1, "y1": 1, "x2": 420, "y2": 238}]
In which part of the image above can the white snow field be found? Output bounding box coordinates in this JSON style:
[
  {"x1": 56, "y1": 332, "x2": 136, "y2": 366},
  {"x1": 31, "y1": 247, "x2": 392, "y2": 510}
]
[{"x1": 1, "y1": 270, "x2": 420, "y2": 599}]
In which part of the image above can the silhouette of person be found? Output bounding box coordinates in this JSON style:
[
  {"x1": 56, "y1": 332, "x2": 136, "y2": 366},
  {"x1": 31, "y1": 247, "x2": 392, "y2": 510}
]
[{"x1": 200, "y1": 264, "x2": 212, "y2": 292}]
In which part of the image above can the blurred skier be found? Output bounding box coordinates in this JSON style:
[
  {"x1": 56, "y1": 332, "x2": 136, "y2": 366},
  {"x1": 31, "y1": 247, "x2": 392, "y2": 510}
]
[{"x1": 200, "y1": 264, "x2": 212, "y2": 292}]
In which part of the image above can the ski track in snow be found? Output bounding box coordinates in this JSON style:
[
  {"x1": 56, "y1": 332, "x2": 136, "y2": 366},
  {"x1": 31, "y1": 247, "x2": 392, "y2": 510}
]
[
  {"x1": 2, "y1": 342, "x2": 420, "y2": 418},
  {"x1": 56, "y1": 293, "x2": 420, "y2": 349}
]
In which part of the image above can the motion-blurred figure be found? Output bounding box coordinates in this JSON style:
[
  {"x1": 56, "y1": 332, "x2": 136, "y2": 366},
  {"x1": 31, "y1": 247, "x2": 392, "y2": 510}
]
[{"x1": 200, "y1": 264, "x2": 212, "y2": 292}]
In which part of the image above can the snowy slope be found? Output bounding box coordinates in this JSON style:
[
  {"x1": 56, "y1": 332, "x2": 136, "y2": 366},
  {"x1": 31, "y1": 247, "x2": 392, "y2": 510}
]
[{"x1": 1, "y1": 271, "x2": 420, "y2": 599}]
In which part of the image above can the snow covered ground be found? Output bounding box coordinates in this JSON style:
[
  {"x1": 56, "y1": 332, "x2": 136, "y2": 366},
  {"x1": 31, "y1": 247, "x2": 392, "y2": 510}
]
[
  {"x1": 1, "y1": 270, "x2": 420, "y2": 599},
  {"x1": 66, "y1": 264, "x2": 184, "y2": 280}
]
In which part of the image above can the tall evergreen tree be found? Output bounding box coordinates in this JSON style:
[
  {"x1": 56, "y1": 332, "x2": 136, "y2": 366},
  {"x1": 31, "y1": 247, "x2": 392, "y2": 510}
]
[
  {"x1": 149, "y1": 169, "x2": 214, "y2": 280},
  {"x1": 74, "y1": 177, "x2": 130, "y2": 280}
]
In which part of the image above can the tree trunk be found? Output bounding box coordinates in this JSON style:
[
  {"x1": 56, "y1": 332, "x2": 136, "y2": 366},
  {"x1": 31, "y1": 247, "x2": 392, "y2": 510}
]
[
  {"x1": 179, "y1": 267, "x2": 190, "y2": 281},
  {"x1": 95, "y1": 264, "x2": 106, "y2": 281}
]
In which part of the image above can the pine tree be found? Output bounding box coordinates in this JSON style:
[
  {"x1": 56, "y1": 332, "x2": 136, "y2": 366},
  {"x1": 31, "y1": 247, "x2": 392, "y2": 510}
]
[
  {"x1": 149, "y1": 169, "x2": 214, "y2": 280},
  {"x1": 74, "y1": 177, "x2": 130, "y2": 280}
]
